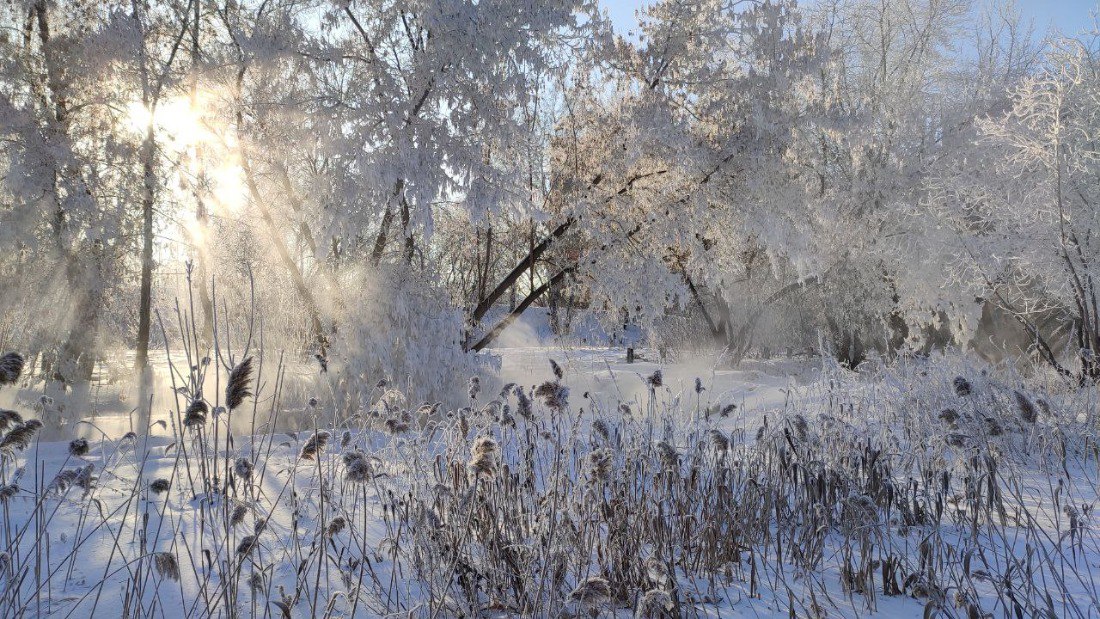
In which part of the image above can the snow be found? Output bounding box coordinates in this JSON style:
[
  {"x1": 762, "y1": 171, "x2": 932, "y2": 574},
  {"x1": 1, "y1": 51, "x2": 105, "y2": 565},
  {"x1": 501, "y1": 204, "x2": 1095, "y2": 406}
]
[{"x1": 2, "y1": 347, "x2": 1095, "y2": 617}]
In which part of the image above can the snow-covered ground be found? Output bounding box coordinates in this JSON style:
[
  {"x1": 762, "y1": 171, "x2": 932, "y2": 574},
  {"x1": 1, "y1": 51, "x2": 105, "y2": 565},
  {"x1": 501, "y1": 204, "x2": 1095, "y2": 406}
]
[{"x1": 0, "y1": 348, "x2": 1097, "y2": 617}]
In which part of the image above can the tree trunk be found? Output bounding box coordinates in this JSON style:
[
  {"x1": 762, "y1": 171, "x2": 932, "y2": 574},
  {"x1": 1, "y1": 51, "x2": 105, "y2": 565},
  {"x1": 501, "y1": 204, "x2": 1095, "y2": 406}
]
[
  {"x1": 469, "y1": 217, "x2": 576, "y2": 326},
  {"x1": 135, "y1": 123, "x2": 156, "y2": 373},
  {"x1": 370, "y1": 207, "x2": 393, "y2": 266},
  {"x1": 470, "y1": 267, "x2": 575, "y2": 352},
  {"x1": 33, "y1": 0, "x2": 100, "y2": 410},
  {"x1": 677, "y1": 259, "x2": 723, "y2": 341},
  {"x1": 401, "y1": 193, "x2": 414, "y2": 265},
  {"x1": 193, "y1": 197, "x2": 215, "y2": 346},
  {"x1": 133, "y1": 120, "x2": 157, "y2": 432},
  {"x1": 189, "y1": 0, "x2": 214, "y2": 346}
]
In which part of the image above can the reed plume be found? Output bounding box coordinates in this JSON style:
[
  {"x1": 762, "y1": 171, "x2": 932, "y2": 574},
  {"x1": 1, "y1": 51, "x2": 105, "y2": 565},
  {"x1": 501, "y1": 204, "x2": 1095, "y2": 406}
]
[
  {"x1": 569, "y1": 576, "x2": 612, "y2": 610},
  {"x1": 1015, "y1": 390, "x2": 1038, "y2": 423},
  {"x1": 69, "y1": 438, "x2": 90, "y2": 457},
  {"x1": 231, "y1": 504, "x2": 249, "y2": 527},
  {"x1": 954, "y1": 376, "x2": 972, "y2": 396},
  {"x1": 0, "y1": 484, "x2": 17, "y2": 502},
  {"x1": 535, "y1": 381, "x2": 569, "y2": 410},
  {"x1": 0, "y1": 352, "x2": 24, "y2": 386},
  {"x1": 0, "y1": 421, "x2": 41, "y2": 456},
  {"x1": 636, "y1": 589, "x2": 674, "y2": 617},
  {"x1": 299, "y1": 431, "x2": 331, "y2": 460},
  {"x1": 234, "y1": 458, "x2": 254, "y2": 480},
  {"x1": 326, "y1": 516, "x2": 347, "y2": 537},
  {"x1": 343, "y1": 451, "x2": 372, "y2": 483},
  {"x1": 184, "y1": 400, "x2": 208, "y2": 428},
  {"x1": 237, "y1": 535, "x2": 258, "y2": 556},
  {"x1": 154, "y1": 552, "x2": 180, "y2": 581},
  {"x1": 225, "y1": 357, "x2": 254, "y2": 411},
  {"x1": 0, "y1": 410, "x2": 23, "y2": 431}
]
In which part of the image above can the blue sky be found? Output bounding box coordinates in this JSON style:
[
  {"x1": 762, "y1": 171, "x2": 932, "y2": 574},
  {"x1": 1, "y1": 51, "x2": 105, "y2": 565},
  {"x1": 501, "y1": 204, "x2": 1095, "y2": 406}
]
[{"x1": 601, "y1": 0, "x2": 1099, "y2": 39}]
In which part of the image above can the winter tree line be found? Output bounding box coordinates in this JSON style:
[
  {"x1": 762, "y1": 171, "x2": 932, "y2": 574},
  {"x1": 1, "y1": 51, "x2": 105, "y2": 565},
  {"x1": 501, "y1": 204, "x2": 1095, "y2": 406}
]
[{"x1": 0, "y1": 0, "x2": 1098, "y2": 404}]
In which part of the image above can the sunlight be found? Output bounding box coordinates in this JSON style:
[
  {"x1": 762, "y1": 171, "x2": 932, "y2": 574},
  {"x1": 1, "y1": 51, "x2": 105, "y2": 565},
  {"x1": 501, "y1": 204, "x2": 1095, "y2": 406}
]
[
  {"x1": 181, "y1": 211, "x2": 206, "y2": 245},
  {"x1": 210, "y1": 157, "x2": 248, "y2": 214},
  {"x1": 125, "y1": 94, "x2": 212, "y2": 147},
  {"x1": 126, "y1": 90, "x2": 248, "y2": 217}
]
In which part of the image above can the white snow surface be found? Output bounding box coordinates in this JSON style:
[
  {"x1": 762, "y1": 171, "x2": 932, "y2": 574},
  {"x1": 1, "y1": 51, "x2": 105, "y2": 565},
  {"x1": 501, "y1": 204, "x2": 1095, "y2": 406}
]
[{"x1": 0, "y1": 347, "x2": 1096, "y2": 618}]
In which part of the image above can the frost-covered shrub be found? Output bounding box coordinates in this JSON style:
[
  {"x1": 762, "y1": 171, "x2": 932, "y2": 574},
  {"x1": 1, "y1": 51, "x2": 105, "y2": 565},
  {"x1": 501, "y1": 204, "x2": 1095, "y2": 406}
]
[{"x1": 327, "y1": 265, "x2": 497, "y2": 415}]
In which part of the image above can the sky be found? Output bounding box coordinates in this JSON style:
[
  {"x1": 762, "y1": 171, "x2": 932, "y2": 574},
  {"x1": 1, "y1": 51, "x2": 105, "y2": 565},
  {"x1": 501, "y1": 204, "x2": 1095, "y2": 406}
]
[{"x1": 601, "y1": 0, "x2": 1099, "y2": 39}]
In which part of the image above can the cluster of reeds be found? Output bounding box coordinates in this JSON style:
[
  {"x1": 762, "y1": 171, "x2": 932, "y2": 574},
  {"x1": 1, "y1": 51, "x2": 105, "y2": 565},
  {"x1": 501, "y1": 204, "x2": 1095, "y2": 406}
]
[
  {"x1": 0, "y1": 296, "x2": 1098, "y2": 618},
  {"x1": 383, "y1": 357, "x2": 1100, "y2": 617}
]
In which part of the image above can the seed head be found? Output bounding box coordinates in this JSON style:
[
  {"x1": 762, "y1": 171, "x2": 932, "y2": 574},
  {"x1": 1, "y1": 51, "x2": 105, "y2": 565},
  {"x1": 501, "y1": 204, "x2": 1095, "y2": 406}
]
[
  {"x1": 570, "y1": 576, "x2": 612, "y2": 610},
  {"x1": 68, "y1": 438, "x2": 90, "y2": 457},
  {"x1": 248, "y1": 571, "x2": 265, "y2": 593},
  {"x1": 0, "y1": 352, "x2": 25, "y2": 386},
  {"x1": 184, "y1": 400, "x2": 208, "y2": 428},
  {"x1": 236, "y1": 535, "x2": 258, "y2": 556},
  {"x1": 1014, "y1": 390, "x2": 1038, "y2": 424},
  {"x1": 515, "y1": 387, "x2": 532, "y2": 419},
  {"x1": 0, "y1": 410, "x2": 23, "y2": 431},
  {"x1": 225, "y1": 357, "x2": 254, "y2": 411},
  {"x1": 326, "y1": 516, "x2": 347, "y2": 537},
  {"x1": 343, "y1": 451, "x2": 372, "y2": 483},
  {"x1": 0, "y1": 484, "x2": 17, "y2": 502},
  {"x1": 384, "y1": 419, "x2": 409, "y2": 434},
  {"x1": 299, "y1": 431, "x2": 331, "y2": 460},
  {"x1": 655, "y1": 441, "x2": 679, "y2": 469},
  {"x1": 231, "y1": 504, "x2": 249, "y2": 527},
  {"x1": 234, "y1": 458, "x2": 254, "y2": 480},
  {"x1": 644, "y1": 557, "x2": 672, "y2": 589},
  {"x1": 953, "y1": 376, "x2": 972, "y2": 397},
  {"x1": 587, "y1": 448, "x2": 614, "y2": 482},
  {"x1": 467, "y1": 452, "x2": 497, "y2": 479},
  {"x1": 471, "y1": 436, "x2": 499, "y2": 458},
  {"x1": 0, "y1": 421, "x2": 41, "y2": 456},
  {"x1": 637, "y1": 589, "x2": 674, "y2": 617},
  {"x1": 153, "y1": 552, "x2": 180, "y2": 581},
  {"x1": 938, "y1": 408, "x2": 959, "y2": 426},
  {"x1": 535, "y1": 381, "x2": 569, "y2": 411},
  {"x1": 984, "y1": 416, "x2": 1004, "y2": 436},
  {"x1": 592, "y1": 419, "x2": 611, "y2": 443},
  {"x1": 708, "y1": 429, "x2": 729, "y2": 452}
]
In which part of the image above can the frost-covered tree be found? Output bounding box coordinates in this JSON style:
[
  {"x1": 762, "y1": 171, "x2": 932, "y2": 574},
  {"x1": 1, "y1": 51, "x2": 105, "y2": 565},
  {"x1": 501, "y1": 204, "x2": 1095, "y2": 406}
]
[
  {"x1": 933, "y1": 33, "x2": 1100, "y2": 381},
  {"x1": 0, "y1": 1, "x2": 155, "y2": 410}
]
